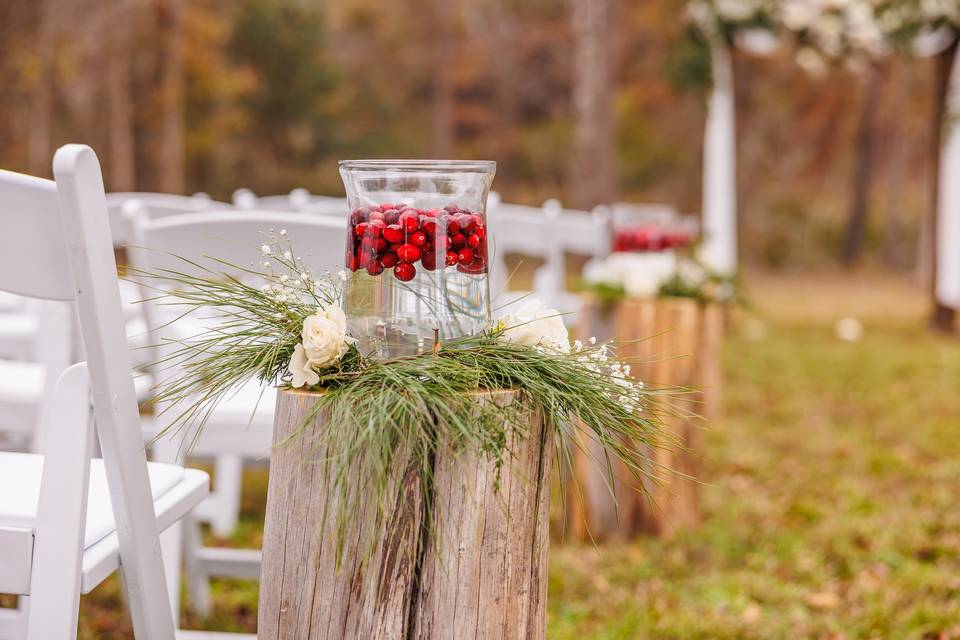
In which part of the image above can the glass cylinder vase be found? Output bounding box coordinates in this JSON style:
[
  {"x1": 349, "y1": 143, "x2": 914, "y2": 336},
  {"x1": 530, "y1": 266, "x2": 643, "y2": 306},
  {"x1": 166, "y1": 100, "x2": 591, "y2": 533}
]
[{"x1": 339, "y1": 160, "x2": 496, "y2": 359}]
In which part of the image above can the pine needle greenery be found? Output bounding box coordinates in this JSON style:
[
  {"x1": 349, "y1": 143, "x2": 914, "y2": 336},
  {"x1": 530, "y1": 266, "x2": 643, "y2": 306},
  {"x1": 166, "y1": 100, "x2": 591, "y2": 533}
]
[{"x1": 128, "y1": 232, "x2": 678, "y2": 556}]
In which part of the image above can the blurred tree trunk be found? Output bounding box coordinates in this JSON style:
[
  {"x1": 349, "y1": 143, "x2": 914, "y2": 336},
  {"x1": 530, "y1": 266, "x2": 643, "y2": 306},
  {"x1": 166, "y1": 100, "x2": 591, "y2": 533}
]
[
  {"x1": 928, "y1": 39, "x2": 959, "y2": 333},
  {"x1": 473, "y1": 0, "x2": 517, "y2": 163},
  {"x1": 107, "y1": 22, "x2": 136, "y2": 191},
  {"x1": 881, "y1": 61, "x2": 910, "y2": 268},
  {"x1": 156, "y1": 0, "x2": 185, "y2": 193},
  {"x1": 431, "y1": 0, "x2": 455, "y2": 158},
  {"x1": 28, "y1": 0, "x2": 55, "y2": 177},
  {"x1": 841, "y1": 61, "x2": 885, "y2": 266},
  {"x1": 571, "y1": 0, "x2": 616, "y2": 209}
]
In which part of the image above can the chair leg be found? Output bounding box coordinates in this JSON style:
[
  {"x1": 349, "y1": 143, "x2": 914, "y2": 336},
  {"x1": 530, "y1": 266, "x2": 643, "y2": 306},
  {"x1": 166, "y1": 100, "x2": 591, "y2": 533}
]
[
  {"x1": 183, "y1": 513, "x2": 213, "y2": 617},
  {"x1": 26, "y1": 365, "x2": 92, "y2": 640},
  {"x1": 151, "y1": 431, "x2": 186, "y2": 627},
  {"x1": 209, "y1": 454, "x2": 243, "y2": 537},
  {"x1": 159, "y1": 522, "x2": 182, "y2": 626}
]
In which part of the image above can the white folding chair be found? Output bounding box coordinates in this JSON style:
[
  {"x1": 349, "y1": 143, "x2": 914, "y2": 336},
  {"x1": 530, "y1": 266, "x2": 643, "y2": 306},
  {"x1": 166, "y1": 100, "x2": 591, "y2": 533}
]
[
  {"x1": 487, "y1": 199, "x2": 562, "y2": 311},
  {"x1": 234, "y1": 188, "x2": 347, "y2": 216},
  {"x1": 105, "y1": 193, "x2": 231, "y2": 248},
  {"x1": 0, "y1": 145, "x2": 209, "y2": 639},
  {"x1": 0, "y1": 298, "x2": 73, "y2": 452},
  {"x1": 230, "y1": 188, "x2": 257, "y2": 210},
  {"x1": 128, "y1": 209, "x2": 346, "y2": 616},
  {"x1": 542, "y1": 199, "x2": 612, "y2": 322}
]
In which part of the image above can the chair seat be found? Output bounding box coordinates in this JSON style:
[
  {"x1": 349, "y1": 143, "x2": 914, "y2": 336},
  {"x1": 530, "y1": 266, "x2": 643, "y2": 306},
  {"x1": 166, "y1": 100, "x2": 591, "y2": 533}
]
[
  {"x1": 211, "y1": 378, "x2": 276, "y2": 426},
  {"x1": 0, "y1": 452, "x2": 208, "y2": 594},
  {"x1": 0, "y1": 360, "x2": 44, "y2": 405},
  {"x1": 146, "y1": 379, "x2": 276, "y2": 457}
]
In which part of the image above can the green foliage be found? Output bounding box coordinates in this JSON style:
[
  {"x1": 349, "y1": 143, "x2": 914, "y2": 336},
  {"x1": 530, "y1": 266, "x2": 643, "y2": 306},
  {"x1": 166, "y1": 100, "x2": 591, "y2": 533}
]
[
  {"x1": 229, "y1": 0, "x2": 338, "y2": 162},
  {"x1": 666, "y1": 25, "x2": 713, "y2": 94}
]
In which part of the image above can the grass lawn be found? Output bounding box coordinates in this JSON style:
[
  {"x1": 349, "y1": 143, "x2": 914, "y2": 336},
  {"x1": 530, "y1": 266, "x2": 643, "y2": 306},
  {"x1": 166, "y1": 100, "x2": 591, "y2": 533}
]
[{"x1": 60, "y1": 271, "x2": 960, "y2": 638}]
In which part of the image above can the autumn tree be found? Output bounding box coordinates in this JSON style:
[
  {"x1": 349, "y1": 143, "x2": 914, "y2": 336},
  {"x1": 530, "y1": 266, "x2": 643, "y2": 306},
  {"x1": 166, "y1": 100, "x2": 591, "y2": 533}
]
[{"x1": 571, "y1": 0, "x2": 616, "y2": 209}]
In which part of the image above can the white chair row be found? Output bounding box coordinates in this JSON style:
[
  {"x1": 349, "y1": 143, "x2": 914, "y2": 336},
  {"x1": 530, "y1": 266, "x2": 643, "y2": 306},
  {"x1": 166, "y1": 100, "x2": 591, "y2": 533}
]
[
  {"x1": 487, "y1": 192, "x2": 612, "y2": 322},
  {"x1": 231, "y1": 187, "x2": 347, "y2": 216},
  {"x1": 105, "y1": 192, "x2": 233, "y2": 247},
  {"x1": 0, "y1": 145, "x2": 213, "y2": 639}
]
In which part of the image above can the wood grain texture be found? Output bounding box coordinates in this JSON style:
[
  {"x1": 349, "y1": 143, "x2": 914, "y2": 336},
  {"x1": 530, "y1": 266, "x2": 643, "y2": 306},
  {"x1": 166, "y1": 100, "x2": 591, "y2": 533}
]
[
  {"x1": 258, "y1": 389, "x2": 552, "y2": 640},
  {"x1": 568, "y1": 296, "x2": 723, "y2": 541}
]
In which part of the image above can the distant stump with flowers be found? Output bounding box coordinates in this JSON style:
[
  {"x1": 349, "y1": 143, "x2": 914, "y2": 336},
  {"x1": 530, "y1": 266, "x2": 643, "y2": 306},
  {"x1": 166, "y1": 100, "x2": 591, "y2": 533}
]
[{"x1": 567, "y1": 251, "x2": 729, "y2": 540}]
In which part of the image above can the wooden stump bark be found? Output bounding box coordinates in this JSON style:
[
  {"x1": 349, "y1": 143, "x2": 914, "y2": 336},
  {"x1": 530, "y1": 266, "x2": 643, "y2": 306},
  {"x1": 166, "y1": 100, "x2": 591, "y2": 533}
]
[
  {"x1": 566, "y1": 296, "x2": 722, "y2": 541},
  {"x1": 258, "y1": 388, "x2": 553, "y2": 640}
]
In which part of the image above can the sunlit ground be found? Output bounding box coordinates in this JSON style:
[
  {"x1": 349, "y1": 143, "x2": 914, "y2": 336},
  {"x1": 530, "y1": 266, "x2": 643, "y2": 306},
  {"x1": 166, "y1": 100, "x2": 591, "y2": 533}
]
[{"x1": 65, "y1": 270, "x2": 960, "y2": 639}]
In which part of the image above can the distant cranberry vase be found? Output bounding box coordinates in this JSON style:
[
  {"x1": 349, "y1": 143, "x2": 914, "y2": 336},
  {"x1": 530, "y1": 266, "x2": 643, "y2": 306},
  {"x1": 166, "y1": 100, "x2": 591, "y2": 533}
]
[{"x1": 339, "y1": 160, "x2": 496, "y2": 358}]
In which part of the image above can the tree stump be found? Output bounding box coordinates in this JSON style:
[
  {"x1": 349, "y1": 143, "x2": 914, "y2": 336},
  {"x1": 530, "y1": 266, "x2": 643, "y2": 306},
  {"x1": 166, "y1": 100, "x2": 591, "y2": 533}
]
[
  {"x1": 566, "y1": 296, "x2": 722, "y2": 541},
  {"x1": 258, "y1": 388, "x2": 553, "y2": 640}
]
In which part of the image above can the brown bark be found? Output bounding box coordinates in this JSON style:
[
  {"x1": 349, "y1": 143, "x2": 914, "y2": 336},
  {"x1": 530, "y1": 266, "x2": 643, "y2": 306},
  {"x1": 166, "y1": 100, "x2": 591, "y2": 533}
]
[
  {"x1": 107, "y1": 22, "x2": 136, "y2": 191},
  {"x1": 259, "y1": 389, "x2": 552, "y2": 639},
  {"x1": 928, "y1": 41, "x2": 959, "y2": 333},
  {"x1": 155, "y1": 0, "x2": 185, "y2": 193},
  {"x1": 567, "y1": 297, "x2": 717, "y2": 542},
  {"x1": 570, "y1": 0, "x2": 616, "y2": 209},
  {"x1": 431, "y1": 0, "x2": 455, "y2": 159},
  {"x1": 841, "y1": 61, "x2": 885, "y2": 266}
]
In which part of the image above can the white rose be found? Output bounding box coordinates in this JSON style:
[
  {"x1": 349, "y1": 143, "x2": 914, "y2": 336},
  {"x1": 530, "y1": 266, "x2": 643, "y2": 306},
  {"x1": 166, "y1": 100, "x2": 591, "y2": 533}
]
[
  {"x1": 499, "y1": 299, "x2": 570, "y2": 353},
  {"x1": 288, "y1": 343, "x2": 320, "y2": 388},
  {"x1": 301, "y1": 304, "x2": 354, "y2": 368}
]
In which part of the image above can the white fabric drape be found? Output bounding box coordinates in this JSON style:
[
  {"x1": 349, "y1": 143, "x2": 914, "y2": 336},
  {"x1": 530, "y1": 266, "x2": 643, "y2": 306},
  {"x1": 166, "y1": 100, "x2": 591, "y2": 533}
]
[
  {"x1": 936, "y1": 50, "x2": 960, "y2": 309},
  {"x1": 701, "y1": 40, "x2": 738, "y2": 276}
]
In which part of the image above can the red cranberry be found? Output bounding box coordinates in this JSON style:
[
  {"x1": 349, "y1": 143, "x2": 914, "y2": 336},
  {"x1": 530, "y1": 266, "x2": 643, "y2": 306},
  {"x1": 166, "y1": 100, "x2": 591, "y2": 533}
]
[
  {"x1": 445, "y1": 251, "x2": 459, "y2": 266},
  {"x1": 366, "y1": 259, "x2": 384, "y2": 276},
  {"x1": 383, "y1": 224, "x2": 404, "y2": 244},
  {"x1": 396, "y1": 243, "x2": 422, "y2": 262},
  {"x1": 383, "y1": 209, "x2": 400, "y2": 225},
  {"x1": 446, "y1": 218, "x2": 461, "y2": 235},
  {"x1": 367, "y1": 219, "x2": 385, "y2": 237},
  {"x1": 455, "y1": 214, "x2": 477, "y2": 233},
  {"x1": 394, "y1": 262, "x2": 416, "y2": 282},
  {"x1": 467, "y1": 234, "x2": 480, "y2": 249},
  {"x1": 399, "y1": 211, "x2": 420, "y2": 233},
  {"x1": 350, "y1": 207, "x2": 369, "y2": 225},
  {"x1": 354, "y1": 222, "x2": 369, "y2": 238},
  {"x1": 457, "y1": 248, "x2": 474, "y2": 265},
  {"x1": 451, "y1": 233, "x2": 466, "y2": 248},
  {"x1": 457, "y1": 258, "x2": 486, "y2": 274},
  {"x1": 443, "y1": 204, "x2": 459, "y2": 213},
  {"x1": 422, "y1": 219, "x2": 438, "y2": 235},
  {"x1": 421, "y1": 252, "x2": 437, "y2": 270},
  {"x1": 380, "y1": 203, "x2": 395, "y2": 211},
  {"x1": 474, "y1": 226, "x2": 486, "y2": 241},
  {"x1": 423, "y1": 208, "x2": 440, "y2": 218},
  {"x1": 381, "y1": 252, "x2": 398, "y2": 268},
  {"x1": 359, "y1": 246, "x2": 378, "y2": 264},
  {"x1": 368, "y1": 210, "x2": 385, "y2": 223},
  {"x1": 409, "y1": 231, "x2": 427, "y2": 247}
]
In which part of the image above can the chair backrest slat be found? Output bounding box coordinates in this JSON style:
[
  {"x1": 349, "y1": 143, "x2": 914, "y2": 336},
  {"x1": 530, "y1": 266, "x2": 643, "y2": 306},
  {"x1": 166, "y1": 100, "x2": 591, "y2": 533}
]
[
  {"x1": 129, "y1": 210, "x2": 348, "y2": 281},
  {"x1": 0, "y1": 170, "x2": 75, "y2": 301}
]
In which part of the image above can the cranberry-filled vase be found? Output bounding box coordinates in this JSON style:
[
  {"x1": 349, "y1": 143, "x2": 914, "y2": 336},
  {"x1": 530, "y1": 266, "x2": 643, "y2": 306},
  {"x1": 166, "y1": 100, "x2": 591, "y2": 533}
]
[{"x1": 339, "y1": 160, "x2": 496, "y2": 358}]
